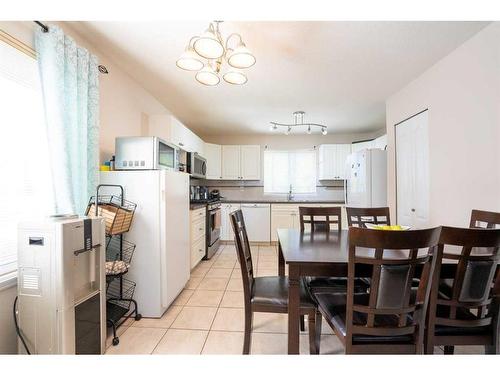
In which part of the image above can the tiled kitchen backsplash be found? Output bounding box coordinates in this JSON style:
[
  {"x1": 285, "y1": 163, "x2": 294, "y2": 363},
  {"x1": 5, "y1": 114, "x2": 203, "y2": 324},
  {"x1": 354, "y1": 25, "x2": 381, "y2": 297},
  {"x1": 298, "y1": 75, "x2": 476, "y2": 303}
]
[{"x1": 190, "y1": 178, "x2": 346, "y2": 202}]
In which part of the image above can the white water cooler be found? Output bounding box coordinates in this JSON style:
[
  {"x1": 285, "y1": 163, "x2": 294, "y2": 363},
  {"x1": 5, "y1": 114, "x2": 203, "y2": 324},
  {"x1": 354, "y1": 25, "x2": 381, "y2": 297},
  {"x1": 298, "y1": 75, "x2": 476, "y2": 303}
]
[{"x1": 16, "y1": 215, "x2": 106, "y2": 354}]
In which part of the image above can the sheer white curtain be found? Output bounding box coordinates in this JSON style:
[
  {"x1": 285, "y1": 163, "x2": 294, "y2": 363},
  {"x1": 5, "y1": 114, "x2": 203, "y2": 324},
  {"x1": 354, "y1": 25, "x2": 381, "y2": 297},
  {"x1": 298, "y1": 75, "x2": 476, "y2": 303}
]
[
  {"x1": 36, "y1": 25, "x2": 100, "y2": 215},
  {"x1": 0, "y1": 40, "x2": 53, "y2": 281},
  {"x1": 264, "y1": 150, "x2": 317, "y2": 194}
]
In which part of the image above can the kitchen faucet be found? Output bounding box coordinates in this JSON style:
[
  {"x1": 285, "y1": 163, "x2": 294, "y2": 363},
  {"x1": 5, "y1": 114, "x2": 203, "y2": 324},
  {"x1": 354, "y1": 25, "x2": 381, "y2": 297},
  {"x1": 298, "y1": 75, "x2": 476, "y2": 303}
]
[{"x1": 287, "y1": 184, "x2": 294, "y2": 201}]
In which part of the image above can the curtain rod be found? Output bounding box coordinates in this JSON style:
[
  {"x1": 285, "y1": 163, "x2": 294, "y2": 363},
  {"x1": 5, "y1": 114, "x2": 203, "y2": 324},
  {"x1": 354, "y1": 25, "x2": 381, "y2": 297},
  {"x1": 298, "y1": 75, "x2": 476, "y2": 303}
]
[
  {"x1": 34, "y1": 21, "x2": 49, "y2": 33},
  {"x1": 33, "y1": 21, "x2": 109, "y2": 74}
]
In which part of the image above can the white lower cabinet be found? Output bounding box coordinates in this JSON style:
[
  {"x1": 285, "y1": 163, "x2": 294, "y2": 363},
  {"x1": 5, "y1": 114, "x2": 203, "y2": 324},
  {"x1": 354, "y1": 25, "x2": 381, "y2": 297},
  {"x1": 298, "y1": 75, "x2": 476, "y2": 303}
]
[
  {"x1": 221, "y1": 203, "x2": 241, "y2": 241},
  {"x1": 190, "y1": 207, "x2": 206, "y2": 269},
  {"x1": 271, "y1": 205, "x2": 299, "y2": 242}
]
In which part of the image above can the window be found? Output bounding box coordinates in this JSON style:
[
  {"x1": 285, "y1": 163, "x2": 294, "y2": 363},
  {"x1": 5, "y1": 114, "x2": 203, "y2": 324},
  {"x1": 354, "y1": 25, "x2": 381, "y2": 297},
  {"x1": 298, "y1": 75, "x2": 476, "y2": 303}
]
[
  {"x1": 0, "y1": 39, "x2": 53, "y2": 285},
  {"x1": 264, "y1": 150, "x2": 317, "y2": 194}
]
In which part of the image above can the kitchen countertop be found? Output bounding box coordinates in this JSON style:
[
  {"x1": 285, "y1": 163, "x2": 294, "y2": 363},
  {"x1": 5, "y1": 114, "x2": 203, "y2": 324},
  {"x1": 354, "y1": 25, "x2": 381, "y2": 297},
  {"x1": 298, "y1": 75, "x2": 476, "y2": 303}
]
[
  {"x1": 190, "y1": 203, "x2": 207, "y2": 210},
  {"x1": 220, "y1": 199, "x2": 345, "y2": 204}
]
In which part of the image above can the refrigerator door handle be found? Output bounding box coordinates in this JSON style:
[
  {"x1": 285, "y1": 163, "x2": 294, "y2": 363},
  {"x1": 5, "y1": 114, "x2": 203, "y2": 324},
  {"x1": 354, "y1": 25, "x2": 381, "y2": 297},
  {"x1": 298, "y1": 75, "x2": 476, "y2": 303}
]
[{"x1": 344, "y1": 179, "x2": 348, "y2": 205}]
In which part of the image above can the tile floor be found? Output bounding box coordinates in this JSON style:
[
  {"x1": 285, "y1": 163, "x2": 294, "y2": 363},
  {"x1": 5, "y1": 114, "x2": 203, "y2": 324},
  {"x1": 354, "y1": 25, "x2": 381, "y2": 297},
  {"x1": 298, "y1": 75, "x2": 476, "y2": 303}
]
[{"x1": 105, "y1": 244, "x2": 483, "y2": 355}]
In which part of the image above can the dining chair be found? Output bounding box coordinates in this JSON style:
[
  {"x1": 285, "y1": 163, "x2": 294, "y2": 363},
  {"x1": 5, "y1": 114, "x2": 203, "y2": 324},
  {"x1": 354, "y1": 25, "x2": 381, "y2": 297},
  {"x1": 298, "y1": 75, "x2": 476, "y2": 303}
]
[
  {"x1": 313, "y1": 226, "x2": 442, "y2": 354},
  {"x1": 425, "y1": 226, "x2": 500, "y2": 354},
  {"x1": 230, "y1": 209, "x2": 321, "y2": 354},
  {"x1": 299, "y1": 206, "x2": 342, "y2": 232},
  {"x1": 346, "y1": 207, "x2": 391, "y2": 228},
  {"x1": 299, "y1": 206, "x2": 368, "y2": 295},
  {"x1": 470, "y1": 209, "x2": 500, "y2": 229}
]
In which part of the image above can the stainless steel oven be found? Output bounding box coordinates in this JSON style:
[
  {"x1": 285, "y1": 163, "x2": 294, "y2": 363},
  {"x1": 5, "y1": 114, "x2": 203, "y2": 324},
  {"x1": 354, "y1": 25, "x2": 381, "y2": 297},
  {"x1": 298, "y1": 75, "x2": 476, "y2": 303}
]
[
  {"x1": 187, "y1": 152, "x2": 207, "y2": 179},
  {"x1": 206, "y1": 201, "x2": 221, "y2": 259}
]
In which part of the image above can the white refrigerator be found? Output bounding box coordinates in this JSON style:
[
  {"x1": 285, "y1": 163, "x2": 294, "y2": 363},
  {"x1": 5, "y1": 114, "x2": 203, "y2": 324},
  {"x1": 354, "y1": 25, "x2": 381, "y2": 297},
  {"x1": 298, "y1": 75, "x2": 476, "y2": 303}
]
[
  {"x1": 100, "y1": 170, "x2": 190, "y2": 317},
  {"x1": 345, "y1": 149, "x2": 387, "y2": 208}
]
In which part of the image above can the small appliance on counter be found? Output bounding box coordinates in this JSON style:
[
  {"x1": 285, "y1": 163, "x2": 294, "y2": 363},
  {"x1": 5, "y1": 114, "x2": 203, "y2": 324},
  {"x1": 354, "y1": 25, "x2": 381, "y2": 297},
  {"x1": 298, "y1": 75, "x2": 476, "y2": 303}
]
[
  {"x1": 190, "y1": 186, "x2": 209, "y2": 202},
  {"x1": 209, "y1": 189, "x2": 222, "y2": 200},
  {"x1": 16, "y1": 215, "x2": 106, "y2": 354}
]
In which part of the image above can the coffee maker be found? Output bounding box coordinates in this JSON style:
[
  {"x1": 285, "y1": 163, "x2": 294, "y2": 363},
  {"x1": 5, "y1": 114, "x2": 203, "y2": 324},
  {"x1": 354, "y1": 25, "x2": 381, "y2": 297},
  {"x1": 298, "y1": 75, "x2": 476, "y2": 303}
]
[{"x1": 190, "y1": 186, "x2": 209, "y2": 201}]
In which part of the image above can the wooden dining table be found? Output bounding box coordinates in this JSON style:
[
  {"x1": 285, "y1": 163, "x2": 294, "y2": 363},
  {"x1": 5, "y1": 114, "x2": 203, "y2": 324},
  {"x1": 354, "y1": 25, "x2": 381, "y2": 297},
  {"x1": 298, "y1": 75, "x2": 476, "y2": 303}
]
[{"x1": 277, "y1": 228, "x2": 458, "y2": 354}]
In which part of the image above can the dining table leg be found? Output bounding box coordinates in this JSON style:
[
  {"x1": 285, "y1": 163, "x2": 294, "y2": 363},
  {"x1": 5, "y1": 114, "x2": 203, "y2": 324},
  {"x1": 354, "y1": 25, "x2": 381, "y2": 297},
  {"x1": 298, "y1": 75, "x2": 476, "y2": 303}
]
[
  {"x1": 278, "y1": 242, "x2": 285, "y2": 276},
  {"x1": 287, "y1": 264, "x2": 301, "y2": 354}
]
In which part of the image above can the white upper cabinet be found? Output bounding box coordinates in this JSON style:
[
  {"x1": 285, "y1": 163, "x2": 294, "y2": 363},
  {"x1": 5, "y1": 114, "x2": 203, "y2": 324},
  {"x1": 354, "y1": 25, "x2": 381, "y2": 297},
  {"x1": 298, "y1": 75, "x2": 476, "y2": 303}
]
[
  {"x1": 170, "y1": 117, "x2": 204, "y2": 156},
  {"x1": 221, "y1": 145, "x2": 261, "y2": 180},
  {"x1": 240, "y1": 145, "x2": 261, "y2": 180},
  {"x1": 222, "y1": 145, "x2": 241, "y2": 180},
  {"x1": 149, "y1": 115, "x2": 204, "y2": 156},
  {"x1": 318, "y1": 144, "x2": 351, "y2": 180},
  {"x1": 205, "y1": 143, "x2": 222, "y2": 180}
]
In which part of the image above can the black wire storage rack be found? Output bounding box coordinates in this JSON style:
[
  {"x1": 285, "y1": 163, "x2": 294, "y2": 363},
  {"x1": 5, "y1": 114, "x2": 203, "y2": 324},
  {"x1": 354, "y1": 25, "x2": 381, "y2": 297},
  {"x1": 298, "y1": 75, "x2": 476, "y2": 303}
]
[{"x1": 86, "y1": 184, "x2": 142, "y2": 346}]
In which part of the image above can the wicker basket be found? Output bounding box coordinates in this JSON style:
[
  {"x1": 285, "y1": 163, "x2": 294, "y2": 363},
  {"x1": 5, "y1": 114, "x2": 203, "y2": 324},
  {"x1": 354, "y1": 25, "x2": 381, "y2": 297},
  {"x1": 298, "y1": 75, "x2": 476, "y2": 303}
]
[{"x1": 86, "y1": 195, "x2": 136, "y2": 235}]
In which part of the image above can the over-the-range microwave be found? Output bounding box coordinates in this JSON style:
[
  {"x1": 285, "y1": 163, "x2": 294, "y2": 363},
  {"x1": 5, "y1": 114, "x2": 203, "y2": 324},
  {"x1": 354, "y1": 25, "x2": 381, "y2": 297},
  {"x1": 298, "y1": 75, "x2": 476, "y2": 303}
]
[{"x1": 115, "y1": 136, "x2": 180, "y2": 171}]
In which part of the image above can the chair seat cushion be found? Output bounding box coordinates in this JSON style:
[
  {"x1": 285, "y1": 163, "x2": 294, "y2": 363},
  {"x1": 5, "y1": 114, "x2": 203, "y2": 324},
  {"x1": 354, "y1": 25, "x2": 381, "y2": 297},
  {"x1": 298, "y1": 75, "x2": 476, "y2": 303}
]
[
  {"x1": 314, "y1": 293, "x2": 413, "y2": 344},
  {"x1": 433, "y1": 303, "x2": 492, "y2": 337},
  {"x1": 251, "y1": 276, "x2": 316, "y2": 309},
  {"x1": 305, "y1": 276, "x2": 369, "y2": 294}
]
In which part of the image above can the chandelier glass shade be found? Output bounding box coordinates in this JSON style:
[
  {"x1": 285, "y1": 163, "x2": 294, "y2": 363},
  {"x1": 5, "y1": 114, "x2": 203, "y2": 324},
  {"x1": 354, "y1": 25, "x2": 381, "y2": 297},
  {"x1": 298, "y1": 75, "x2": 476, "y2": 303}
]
[
  {"x1": 270, "y1": 111, "x2": 328, "y2": 135},
  {"x1": 177, "y1": 21, "x2": 255, "y2": 86},
  {"x1": 195, "y1": 63, "x2": 221, "y2": 86},
  {"x1": 176, "y1": 45, "x2": 205, "y2": 71}
]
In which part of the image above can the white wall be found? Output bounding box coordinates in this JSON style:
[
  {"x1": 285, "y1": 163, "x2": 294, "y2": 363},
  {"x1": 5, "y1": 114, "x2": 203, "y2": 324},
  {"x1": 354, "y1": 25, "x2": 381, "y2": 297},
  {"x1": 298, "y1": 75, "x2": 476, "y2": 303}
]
[{"x1": 386, "y1": 23, "x2": 500, "y2": 227}]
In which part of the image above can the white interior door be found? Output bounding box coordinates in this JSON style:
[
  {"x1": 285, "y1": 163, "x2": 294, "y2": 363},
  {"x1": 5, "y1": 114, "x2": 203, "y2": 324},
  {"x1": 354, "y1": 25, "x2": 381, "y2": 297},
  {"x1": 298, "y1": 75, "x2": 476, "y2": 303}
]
[{"x1": 396, "y1": 110, "x2": 429, "y2": 228}]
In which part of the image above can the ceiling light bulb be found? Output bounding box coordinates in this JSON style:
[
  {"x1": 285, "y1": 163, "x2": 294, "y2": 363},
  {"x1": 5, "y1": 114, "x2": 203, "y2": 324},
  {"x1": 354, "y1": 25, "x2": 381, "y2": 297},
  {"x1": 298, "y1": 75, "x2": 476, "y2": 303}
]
[
  {"x1": 227, "y1": 42, "x2": 256, "y2": 69},
  {"x1": 286, "y1": 126, "x2": 291, "y2": 135},
  {"x1": 195, "y1": 65, "x2": 220, "y2": 86},
  {"x1": 307, "y1": 125, "x2": 312, "y2": 134},
  {"x1": 193, "y1": 28, "x2": 224, "y2": 59},
  {"x1": 321, "y1": 127, "x2": 328, "y2": 135},
  {"x1": 176, "y1": 47, "x2": 204, "y2": 71},
  {"x1": 223, "y1": 70, "x2": 248, "y2": 85}
]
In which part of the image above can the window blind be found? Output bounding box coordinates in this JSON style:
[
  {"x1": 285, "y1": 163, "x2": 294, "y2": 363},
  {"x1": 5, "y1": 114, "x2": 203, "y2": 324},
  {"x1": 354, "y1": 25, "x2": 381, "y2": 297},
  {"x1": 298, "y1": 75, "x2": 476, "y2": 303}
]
[
  {"x1": 0, "y1": 40, "x2": 53, "y2": 280},
  {"x1": 263, "y1": 150, "x2": 317, "y2": 194}
]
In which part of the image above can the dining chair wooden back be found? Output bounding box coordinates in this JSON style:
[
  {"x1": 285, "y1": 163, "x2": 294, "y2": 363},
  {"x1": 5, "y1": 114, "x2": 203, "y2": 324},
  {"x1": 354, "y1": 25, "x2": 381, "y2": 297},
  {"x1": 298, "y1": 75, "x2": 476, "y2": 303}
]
[
  {"x1": 299, "y1": 206, "x2": 342, "y2": 232},
  {"x1": 346, "y1": 207, "x2": 391, "y2": 228},
  {"x1": 230, "y1": 209, "x2": 321, "y2": 354},
  {"x1": 425, "y1": 226, "x2": 500, "y2": 354},
  {"x1": 230, "y1": 209, "x2": 255, "y2": 299},
  {"x1": 339, "y1": 226, "x2": 442, "y2": 353},
  {"x1": 470, "y1": 209, "x2": 500, "y2": 229}
]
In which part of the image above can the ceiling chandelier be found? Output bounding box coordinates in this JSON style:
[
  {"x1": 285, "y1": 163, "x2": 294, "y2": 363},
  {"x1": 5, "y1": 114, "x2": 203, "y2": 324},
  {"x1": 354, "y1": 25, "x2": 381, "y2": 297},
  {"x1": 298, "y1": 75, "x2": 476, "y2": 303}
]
[
  {"x1": 270, "y1": 111, "x2": 328, "y2": 135},
  {"x1": 176, "y1": 21, "x2": 256, "y2": 86}
]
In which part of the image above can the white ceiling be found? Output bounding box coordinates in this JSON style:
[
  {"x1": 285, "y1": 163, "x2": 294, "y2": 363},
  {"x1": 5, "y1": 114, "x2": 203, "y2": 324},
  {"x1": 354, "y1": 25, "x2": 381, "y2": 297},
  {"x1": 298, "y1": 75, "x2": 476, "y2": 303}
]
[{"x1": 69, "y1": 21, "x2": 488, "y2": 137}]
